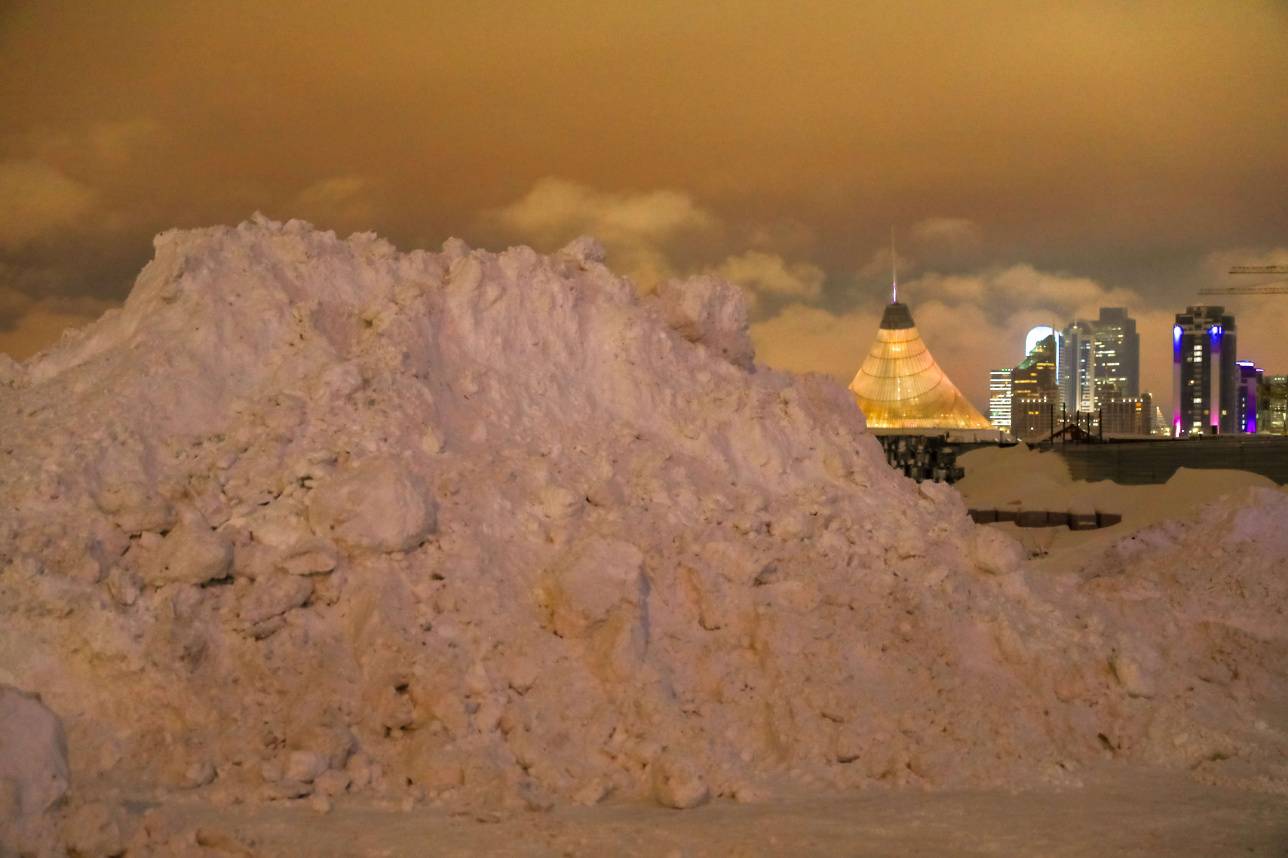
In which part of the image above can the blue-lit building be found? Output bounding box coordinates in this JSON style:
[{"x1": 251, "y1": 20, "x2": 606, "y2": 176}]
[
  {"x1": 1237, "y1": 361, "x2": 1264, "y2": 434},
  {"x1": 1172, "y1": 306, "x2": 1238, "y2": 436}
]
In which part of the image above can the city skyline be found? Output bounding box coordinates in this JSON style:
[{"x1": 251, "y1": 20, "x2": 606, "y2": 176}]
[{"x1": 983, "y1": 301, "x2": 1288, "y2": 437}]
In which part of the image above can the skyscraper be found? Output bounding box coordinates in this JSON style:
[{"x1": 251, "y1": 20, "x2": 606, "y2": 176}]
[
  {"x1": 1011, "y1": 334, "x2": 1060, "y2": 442},
  {"x1": 1059, "y1": 320, "x2": 1097, "y2": 414},
  {"x1": 1093, "y1": 307, "x2": 1140, "y2": 399},
  {"x1": 1173, "y1": 306, "x2": 1238, "y2": 436},
  {"x1": 1025, "y1": 325, "x2": 1059, "y2": 358},
  {"x1": 1059, "y1": 308, "x2": 1140, "y2": 416},
  {"x1": 1263, "y1": 374, "x2": 1288, "y2": 435},
  {"x1": 1237, "y1": 361, "x2": 1264, "y2": 434},
  {"x1": 988, "y1": 368, "x2": 1012, "y2": 432}
]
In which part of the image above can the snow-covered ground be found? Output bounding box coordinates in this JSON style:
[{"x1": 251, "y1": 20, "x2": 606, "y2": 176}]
[
  {"x1": 43, "y1": 766, "x2": 1288, "y2": 857},
  {"x1": 2, "y1": 218, "x2": 1285, "y2": 855}
]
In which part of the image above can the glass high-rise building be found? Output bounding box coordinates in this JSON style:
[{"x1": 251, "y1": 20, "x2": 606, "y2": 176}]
[
  {"x1": 988, "y1": 368, "x2": 1012, "y2": 432},
  {"x1": 1172, "y1": 306, "x2": 1238, "y2": 436},
  {"x1": 1093, "y1": 307, "x2": 1140, "y2": 399},
  {"x1": 1059, "y1": 320, "x2": 1097, "y2": 414},
  {"x1": 1011, "y1": 335, "x2": 1060, "y2": 441},
  {"x1": 1263, "y1": 375, "x2": 1288, "y2": 435},
  {"x1": 1025, "y1": 325, "x2": 1059, "y2": 358},
  {"x1": 1058, "y1": 308, "x2": 1140, "y2": 416}
]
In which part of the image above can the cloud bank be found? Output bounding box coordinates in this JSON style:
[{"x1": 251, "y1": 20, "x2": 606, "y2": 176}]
[{"x1": 0, "y1": 161, "x2": 96, "y2": 250}]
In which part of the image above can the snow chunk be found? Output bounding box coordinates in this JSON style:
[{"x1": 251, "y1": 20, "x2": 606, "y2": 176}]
[
  {"x1": 558, "y1": 235, "x2": 606, "y2": 265},
  {"x1": 62, "y1": 802, "x2": 125, "y2": 857},
  {"x1": 92, "y1": 481, "x2": 176, "y2": 535},
  {"x1": 0, "y1": 686, "x2": 69, "y2": 817},
  {"x1": 143, "y1": 510, "x2": 232, "y2": 586},
  {"x1": 284, "y1": 750, "x2": 329, "y2": 784},
  {"x1": 1111, "y1": 653, "x2": 1155, "y2": 699},
  {"x1": 969, "y1": 526, "x2": 1024, "y2": 575},
  {"x1": 652, "y1": 753, "x2": 709, "y2": 809},
  {"x1": 240, "y1": 573, "x2": 314, "y2": 626},
  {"x1": 654, "y1": 274, "x2": 754, "y2": 370},
  {"x1": 539, "y1": 537, "x2": 646, "y2": 638},
  {"x1": 307, "y1": 456, "x2": 436, "y2": 553}
]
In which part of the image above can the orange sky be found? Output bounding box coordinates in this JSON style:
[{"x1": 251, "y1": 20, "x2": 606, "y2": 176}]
[{"x1": 2, "y1": 1, "x2": 1286, "y2": 405}]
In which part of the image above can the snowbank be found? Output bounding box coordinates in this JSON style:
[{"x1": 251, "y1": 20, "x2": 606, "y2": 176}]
[{"x1": 0, "y1": 217, "x2": 1284, "y2": 845}]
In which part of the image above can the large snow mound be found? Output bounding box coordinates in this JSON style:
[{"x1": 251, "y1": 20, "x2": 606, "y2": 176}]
[{"x1": 1, "y1": 217, "x2": 1285, "y2": 827}]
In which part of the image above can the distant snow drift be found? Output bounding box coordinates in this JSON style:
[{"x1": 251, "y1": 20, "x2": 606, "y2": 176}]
[{"x1": 0, "y1": 217, "x2": 1285, "y2": 850}]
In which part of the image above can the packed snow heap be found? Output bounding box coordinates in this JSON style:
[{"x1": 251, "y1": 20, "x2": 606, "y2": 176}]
[{"x1": 1, "y1": 217, "x2": 1285, "y2": 850}]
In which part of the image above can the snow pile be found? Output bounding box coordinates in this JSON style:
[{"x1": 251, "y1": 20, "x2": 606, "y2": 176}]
[
  {"x1": 0, "y1": 217, "x2": 1284, "y2": 847},
  {"x1": 1065, "y1": 486, "x2": 1288, "y2": 785}
]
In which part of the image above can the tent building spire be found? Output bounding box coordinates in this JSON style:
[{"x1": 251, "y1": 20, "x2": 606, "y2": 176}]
[
  {"x1": 849, "y1": 230, "x2": 991, "y2": 431},
  {"x1": 891, "y1": 226, "x2": 897, "y2": 304}
]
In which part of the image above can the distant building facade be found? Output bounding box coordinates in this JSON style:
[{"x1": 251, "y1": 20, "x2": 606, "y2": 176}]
[
  {"x1": 1059, "y1": 320, "x2": 1097, "y2": 414},
  {"x1": 1011, "y1": 334, "x2": 1060, "y2": 442},
  {"x1": 1058, "y1": 308, "x2": 1140, "y2": 416},
  {"x1": 1100, "y1": 393, "x2": 1153, "y2": 436},
  {"x1": 988, "y1": 368, "x2": 1012, "y2": 432},
  {"x1": 1236, "y1": 361, "x2": 1264, "y2": 434},
  {"x1": 1172, "y1": 306, "x2": 1238, "y2": 436},
  {"x1": 1093, "y1": 307, "x2": 1140, "y2": 399},
  {"x1": 1262, "y1": 374, "x2": 1288, "y2": 435},
  {"x1": 1011, "y1": 393, "x2": 1059, "y2": 442}
]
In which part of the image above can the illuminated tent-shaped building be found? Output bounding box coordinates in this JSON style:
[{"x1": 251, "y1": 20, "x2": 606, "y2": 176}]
[{"x1": 849, "y1": 301, "x2": 992, "y2": 430}]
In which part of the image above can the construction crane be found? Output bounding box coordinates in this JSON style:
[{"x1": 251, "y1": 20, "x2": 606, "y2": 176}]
[
  {"x1": 1197, "y1": 264, "x2": 1288, "y2": 295},
  {"x1": 1229, "y1": 265, "x2": 1288, "y2": 275}
]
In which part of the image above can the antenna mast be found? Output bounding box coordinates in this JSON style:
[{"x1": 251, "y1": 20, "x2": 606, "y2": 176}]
[{"x1": 891, "y1": 226, "x2": 898, "y2": 304}]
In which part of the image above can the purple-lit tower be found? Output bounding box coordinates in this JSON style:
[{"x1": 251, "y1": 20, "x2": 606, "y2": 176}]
[
  {"x1": 1172, "y1": 306, "x2": 1238, "y2": 436},
  {"x1": 1237, "y1": 361, "x2": 1264, "y2": 434}
]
